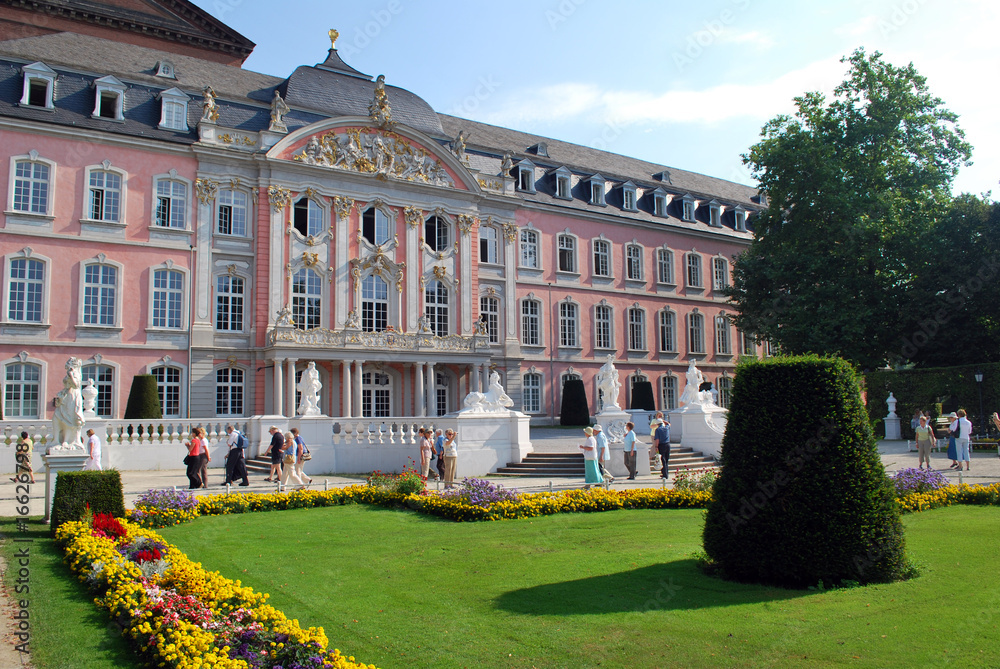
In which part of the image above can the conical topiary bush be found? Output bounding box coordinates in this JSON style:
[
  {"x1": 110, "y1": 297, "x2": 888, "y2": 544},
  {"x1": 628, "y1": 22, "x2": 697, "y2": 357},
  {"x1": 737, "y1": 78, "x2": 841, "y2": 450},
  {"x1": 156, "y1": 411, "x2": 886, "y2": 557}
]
[
  {"x1": 630, "y1": 380, "x2": 655, "y2": 411},
  {"x1": 702, "y1": 355, "x2": 908, "y2": 588},
  {"x1": 123, "y1": 374, "x2": 163, "y2": 420},
  {"x1": 560, "y1": 378, "x2": 590, "y2": 426}
]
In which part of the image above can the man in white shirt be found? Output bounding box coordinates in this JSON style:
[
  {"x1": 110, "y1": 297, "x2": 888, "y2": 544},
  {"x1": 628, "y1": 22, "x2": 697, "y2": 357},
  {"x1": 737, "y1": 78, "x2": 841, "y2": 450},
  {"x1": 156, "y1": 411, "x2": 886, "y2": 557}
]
[
  {"x1": 224, "y1": 424, "x2": 250, "y2": 486},
  {"x1": 84, "y1": 428, "x2": 102, "y2": 470},
  {"x1": 952, "y1": 409, "x2": 974, "y2": 471}
]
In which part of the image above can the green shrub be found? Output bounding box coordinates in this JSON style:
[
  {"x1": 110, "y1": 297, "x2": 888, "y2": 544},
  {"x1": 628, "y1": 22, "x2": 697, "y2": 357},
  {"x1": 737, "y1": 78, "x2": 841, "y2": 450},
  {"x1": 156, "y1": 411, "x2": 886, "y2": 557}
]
[
  {"x1": 560, "y1": 378, "x2": 590, "y2": 426},
  {"x1": 630, "y1": 380, "x2": 655, "y2": 411},
  {"x1": 124, "y1": 374, "x2": 163, "y2": 420},
  {"x1": 50, "y1": 470, "x2": 125, "y2": 536},
  {"x1": 703, "y1": 355, "x2": 908, "y2": 588}
]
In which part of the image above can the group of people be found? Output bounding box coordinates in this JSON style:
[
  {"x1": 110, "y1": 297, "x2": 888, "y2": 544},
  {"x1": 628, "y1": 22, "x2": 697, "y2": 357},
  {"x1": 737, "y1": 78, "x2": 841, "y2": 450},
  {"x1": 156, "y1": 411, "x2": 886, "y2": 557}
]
[
  {"x1": 263, "y1": 426, "x2": 313, "y2": 490},
  {"x1": 912, "y1": 409, "x2": 975, "y2": 471},
  {"x1": 580, "y1": 412, "x2": 672, "y2": 487},
  {"x1": 418, "y1": 427, "x2": 458, "y2": 488},
  {"x1": 183, "y1": 424, "x2": 310, "y2": 490}
]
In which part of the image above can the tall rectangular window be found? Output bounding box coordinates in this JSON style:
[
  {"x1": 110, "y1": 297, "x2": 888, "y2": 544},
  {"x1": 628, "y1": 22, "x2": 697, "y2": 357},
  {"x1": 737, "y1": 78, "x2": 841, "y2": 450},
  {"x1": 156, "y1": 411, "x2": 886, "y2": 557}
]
[
  {"x1": 713, "y1": 257, "x2": 729, "y2": 291},
  {"x1": 479, "y1": 226, "x2": 499, "y2": 264},
  {"x1": 89, "y1": 171, "x2": 121, "y2": 222},
  {"x1": 716, "y1": 314, "x2": 731, "y2": 354},
  {"x1": 593, "y1": 240, "x2": 610, "y2": 277},
  {"x1": 8, "y1": 258, "x2": 43, "y2": 322},
  {"x1": 13, "y1": 161, "x2": 49, "y2": 214},
  {"x1": 741, "y1": 331, "x2": 757, "y2": 355},
  {"x1": 216, "y1": 367, "x2": 244, "y2": 416},
  {"x1": 362, "y1": 372, "x2": 391, "y2": 418},
  {"x1": 425, "y1": 281, "x2": 449, "y2": 336},
  {"x1": 216, "y1": 275, "x2": 244, "y2": 331},
  {"x1": 628, "y1": 308, "x2": 646, "y2": 351},
  {"x1": 687, "y1": 254, "x2": 702, "y2": 287},
  {"x1": 522, "y1": 373, "x2": 541, "y2": 413},
  {"x1": 4, "y1": 362, "x2": 40, "y2": 418},
  {"x1": 217, "y1": 190, "x2": 248, "y2": 236},
  {"x1": 689, "y1": 313, "x2": 705, "y2": 354},
  {"x1": 659, "y1": 310, "x2": 676, "y2": 352},
  {"x1": 626, "y1": 245, "x2": 643, "y2": 280},
  {"x1": 479, "y1": 296, "x2": 500, "y2": 344},
  {"x1": 83, "y1": 264, "x2": 117, "y2": 326},
  {"x1": 521, "y1": 300, "x2": 540, "y2": 346},
  {"x1": 657, "y1": 249, "x2": 674, "y2": 284},
  {"x1": 557, "y1": 235, "x2": 576, "y2": 273},
  {"x1": 152, "y1": 269, "x2": 183, "y2": 328},
  {"x1": 595, "y1": 304, "x2": 612, "y2": 349},
  {"x1": 559, "y1": 302, "x2": 578, "y2": 347},
  {"x1": 161, "y1": 99, "x2": 187, "y2": 130},
  {"x1": 152, "y1": 366, "x2": 181, "y2": 418},
  {"x1": 520, "y1": 230, "x2": 538, "y2": 268},
  {"x1": 155, "y1": 179, "x2": 187, "y2": 228},
  {"x1": 362, "y1": 275, "x2": 388, "y2": 332},
  {"x1": 292, "y1": 269, "x2": 322, "y2": 330},
  {"x1": 661, "y1": 375, "x2": 677, "y2": 411}
]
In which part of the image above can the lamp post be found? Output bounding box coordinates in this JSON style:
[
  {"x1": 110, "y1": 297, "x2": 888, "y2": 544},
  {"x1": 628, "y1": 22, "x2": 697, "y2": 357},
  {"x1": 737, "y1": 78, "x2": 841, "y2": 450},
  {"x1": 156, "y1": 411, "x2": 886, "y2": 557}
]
[{"x1": 975, "y1": 370, "x2": 985, "y2": 437}]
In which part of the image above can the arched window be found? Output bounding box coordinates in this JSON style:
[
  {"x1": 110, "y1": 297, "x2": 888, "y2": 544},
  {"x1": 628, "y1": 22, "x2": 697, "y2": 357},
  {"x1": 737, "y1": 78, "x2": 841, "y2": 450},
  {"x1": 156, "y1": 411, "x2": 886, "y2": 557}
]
[
  {"x1": 593, "y1": 239, "x2": 611, "y2": 277},
  {"x1": 557, "y1": 234, "x2": 577, "y2": 273},
  {"x1": 425, "y1": 215, "x2": 450, "y2": 252},
  {"x1": 520, "y1": 229, "x2": 538, "y2": 268},
  {"x1": 154, "y1": 178, "x2": 188, "y2": 229},
  {"x1": 362, "y1": 206, "x2": 390, "y2": 245},
  {"x1": 7, "y1": 257, "x2": 44, "y2": 322},
  {"x1": 718, "y1": 375, "x2": 733, "y2": 409},
  {"x1": 361, "y1": 274, "x2": 388, "y2": 332},
  {"x1": 713, "y1": 257, "x2": 729, "y2": 291},
  {"x1": 657, "y1": 248, "x2": 674, "y2": 284},
  {"x1": 688, "y1": 312, "x2": 705, "y2": 354},
  {"x1": 658, "y1": 310, "x2": 676, "y2": 352},
  {"x1": 660, "y1": 375, "x2": 677, "y2": 411},
  {"x1": 82, "y1": 262, "x2": 119, "y2": 326},
  {"x1": 293, "y1": 197, "x2": 324, "y2": 237},
  {"x1": 521, "y1": 299, "x2": 541, "y2": 346},
  {"x1": 81, "y1": 363, "x2": 114, "y2": 418},
  {"x1": 559, "y1": 301, "x2": 578, "y2": 347},
  {"x1": 594, "y1": 303, "x2": 612, "y2": 349},
  {"x1": 216, "y1": 367, "x2": 244, "y2": 416},
  {"x1": 152, "y1": 269, "x2": 184, "y2": 329},
  {"x1": 88, "y1": 169, "x2": 123, "y2": 222},
  {"x1": 151, "y1": 365, "x2": 182, "y2": 418},
  {"x1": 626, "y1": 244, "x2": 643, "y2": 280},
  {"x1": 715, "y1": 314, "x2": 732, "y2": 354},
  {"x1": 12, "y1": 159, "x2": 51, "y2": 215},
  {"x1": 362, "y1": 371, "x2": 391, "y2": 417},
  {"x1": 686, "y1": 253, "x2": 703, "y2": 288},
  {"x1": 522, "y1": 372, "x2": 541, "y2": 413},
  {"x1": 479, "y1": 296, "x2": 500, "y2": 344},
  {"x1": 425, "y1": 280, "x2": 449, "y2": 336},
  {"x1": 4, "y1": 362, "x2": 40, "y2": 418},
  {"x1": 628, "y1": 307, "x2": 646, "y2": 351},
  {"x1": 292, "y1": 268, "x2": 321, "y2": 330}
]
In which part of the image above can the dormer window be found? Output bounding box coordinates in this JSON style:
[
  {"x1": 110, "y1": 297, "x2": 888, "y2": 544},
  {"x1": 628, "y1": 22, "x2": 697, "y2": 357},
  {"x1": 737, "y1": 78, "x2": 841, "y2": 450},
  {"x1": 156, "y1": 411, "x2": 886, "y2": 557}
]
[
  {"x1": 553, "y1": 166, "x2": 572, "y2": 200},
  {"x1": 652, "y1": 189, "x2": 671, "y2": 217},
  {"x1": 681, "y1": 194, "x2": 696, "y2": 222},
  {"x1": 587, "y1": 175, "x2": 606, "y2": 206},
  {"x1": 516, "y1": 160, "x2": 536, "y2": 193},
  {"x1": 734, "y1": 207, "x2": 747, "y2": 231},
  {"x1": 155, "y1": 60, "x2": 176, "y2": 79},
  {"x1": 158, "y1": 88, "x2": 189, "y2": 131},
  {"x1": 709, "y1": 200, "x2": 723, "y2": 227},
  {"x1": 92, "y1": 76, "x2": 125, "y2": 121},
  {"x1": 621, "y1": 182, "x2": 638, "y2": 211},
  {"x1": 20, "y1": 62, "x2": 56, "y2": 109}
]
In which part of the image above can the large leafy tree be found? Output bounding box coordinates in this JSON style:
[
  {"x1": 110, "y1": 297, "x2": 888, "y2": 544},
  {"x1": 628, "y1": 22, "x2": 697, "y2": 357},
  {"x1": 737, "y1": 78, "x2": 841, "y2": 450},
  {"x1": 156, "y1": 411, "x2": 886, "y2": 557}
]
[{"x1": 728, "y1": 49, "x2": 972, "y2": 370}]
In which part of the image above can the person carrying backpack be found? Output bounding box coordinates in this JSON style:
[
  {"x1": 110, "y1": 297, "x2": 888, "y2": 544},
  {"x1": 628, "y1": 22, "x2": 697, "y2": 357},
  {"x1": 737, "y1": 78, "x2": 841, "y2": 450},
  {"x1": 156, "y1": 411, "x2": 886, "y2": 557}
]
[{"x1": 224, "y1": 424, "x2": 250, "y2": 486}]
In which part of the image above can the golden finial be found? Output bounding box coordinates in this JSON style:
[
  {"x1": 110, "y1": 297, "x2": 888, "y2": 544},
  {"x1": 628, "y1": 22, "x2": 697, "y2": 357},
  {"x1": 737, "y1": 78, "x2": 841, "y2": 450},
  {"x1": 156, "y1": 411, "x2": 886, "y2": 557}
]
[{"x1": 328, "y1": 29, "x2": 339, "y2": 49}]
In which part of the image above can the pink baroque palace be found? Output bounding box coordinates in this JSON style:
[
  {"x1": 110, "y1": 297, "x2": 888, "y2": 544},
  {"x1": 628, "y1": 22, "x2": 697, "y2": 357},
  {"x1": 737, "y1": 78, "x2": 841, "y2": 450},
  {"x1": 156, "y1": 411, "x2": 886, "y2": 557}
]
[{"x1": 0, "y1": 0, "x2": 763, "y2": 428}]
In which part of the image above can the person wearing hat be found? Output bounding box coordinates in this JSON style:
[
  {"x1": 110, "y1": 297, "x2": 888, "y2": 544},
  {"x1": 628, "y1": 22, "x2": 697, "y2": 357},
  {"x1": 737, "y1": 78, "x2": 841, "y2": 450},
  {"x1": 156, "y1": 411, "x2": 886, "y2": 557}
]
[
  {"x1": 945, "y1": 412, "x2": 959, "y2": 468},
  {"x1": 579, "y1": 427, "x2": 603, "y2": 489},
  {"x1": 593, "y1": 424, "x2": 614, "y2": 482}
]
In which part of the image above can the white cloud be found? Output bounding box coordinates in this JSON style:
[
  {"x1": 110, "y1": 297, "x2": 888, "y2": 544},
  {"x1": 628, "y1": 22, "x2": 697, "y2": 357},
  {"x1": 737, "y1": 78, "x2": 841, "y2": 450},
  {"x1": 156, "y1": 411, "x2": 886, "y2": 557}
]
[
  {"x1": 715, "y1": 29, "x2": 775, "y2": 48},
  {"x1": 835, "y1": 15, "x2": 880, "y2": 37}
]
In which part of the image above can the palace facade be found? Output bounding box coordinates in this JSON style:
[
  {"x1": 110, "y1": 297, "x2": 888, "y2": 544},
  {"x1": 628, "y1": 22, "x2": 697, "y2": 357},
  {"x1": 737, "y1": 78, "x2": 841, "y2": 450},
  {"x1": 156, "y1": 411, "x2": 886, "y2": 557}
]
[{"x1": 0, "y1": 0, "x2": 762, "y2": 424}]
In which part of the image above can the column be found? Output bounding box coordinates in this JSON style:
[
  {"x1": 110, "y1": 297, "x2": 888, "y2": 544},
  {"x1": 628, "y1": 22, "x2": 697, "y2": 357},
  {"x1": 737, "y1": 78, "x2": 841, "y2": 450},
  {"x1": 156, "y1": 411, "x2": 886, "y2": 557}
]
[
  {"x1": 341, "y1": 360, "x2": 352, "y2": 418},
  {"x1": 471, "y1": 364, "x2": 480, "y2": 395},
  {"x1": 273, "y1": 357, "x2": 283, "y2": 416},
  {"x1": 403, "y1": 364, "x2": 412, "y2": 417},
  {"x1": 415, "y1": 362, "x2": 425, "y2": 417},
  {"x1": 285, "y1": 358, "x2": 297, "y2": 417},
  {"x1": 425, "y1": 361, "x2": 435, "y2": 417},
  {"x1": 481, "y1": 363, "x2": 489, "y2": 392},
  {"x1": 353, "y1": 360, "x2": 363, "y2": 418}
]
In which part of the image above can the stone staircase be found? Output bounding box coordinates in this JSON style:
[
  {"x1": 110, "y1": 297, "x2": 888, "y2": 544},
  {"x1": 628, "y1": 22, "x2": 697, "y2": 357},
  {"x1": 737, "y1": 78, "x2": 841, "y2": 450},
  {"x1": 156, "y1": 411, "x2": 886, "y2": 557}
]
[
  {"x1": 495, "y1": 445, "x2": 717, "y2": 477},
  {"x1": 245, "y1": 456, "x2": 273, "y2": 475}
]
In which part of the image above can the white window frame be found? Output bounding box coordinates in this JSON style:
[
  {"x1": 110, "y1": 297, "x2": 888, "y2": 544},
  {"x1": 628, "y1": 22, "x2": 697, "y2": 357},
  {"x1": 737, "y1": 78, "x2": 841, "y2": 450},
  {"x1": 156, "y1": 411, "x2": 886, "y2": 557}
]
[
  {"x1": 519, "y1": 228, "x2": 540, "y2": 269},
  {"x1": 625, "y1": 243, "x2": 644, "y2": 281},
  {"x1": 8, "y1": 153, "x2": 56, "y2": 217},
  {"x1": 92, "y1": 75, "x2": 125, "y2": 121},
  {"x1": 424, "y1": 214, "x2": 451, "y2": 252},
  {"x1": 81, "y1": 360, "x2": 118, "y2": 419},
  {"x1": 516, "y1": 160, "x2": 536, "y2": 193},
  {"x1": 148, "y1": 263, "x2": 188, "y2": 330},
  {"x1": 83, "y1": 163, "x2": 128, "y2": 227},
  {"x1": 621, "y1": 182, "x2": 638, "y2": 211},
  {"x1": 553, "y1": 167, "x2": 572, "y2": 200},
  {"x1": 479, "y1": 294, "x2": 501, "y2": 344},
  {"x1": 686, "y1": 252, "x2": 703, "y2": 288},
  {"x1": 681, "y1": 195, "x2": 696, "y2": 222},
  {"x1": 19, "y1": 62, "x2": 56, "y2": 109},
  {"x1": 157, "y1": 87, "x2": 189, "y2": 131},
  {"x1": 652, "y1": 189, "x2": 671, "y2": 218},
  {"x1": 657, "y1": 247, "x2": 675, "y2": 285},
  {"x1": 713, "y1": 256, "x2": 730, "y2": 291},
  {"x1": 361, "y1": 205, "x2": 391, "y2": 246},
  {"x1": 658, "y1": 309, "x2": 676, "y2": 353},
  {"x1": 362, "y1": 370, "x2": 393, "y2": 418},
  {"x1": 558, "y1": 299, "x2": 580, "y2": 348},
  {"x1": 152, "y1": 173, "x2": 191, "y2": 230},
  {"x1": 79, "y1": 257, "x2": 123, "y2": 329},
  {"x1": 149, "y1": 363, "x2": 185, "y2": 419},
  {"x1": 688, "y1": 311, "x2": 706, "y2": 355},
  {"x1": 216, "y1": 188, "x2": 251, "y2": 237},
  {"x1": 521, "y1": 298, "x2": 542, "y2": 347},
  {"x1": 522, "y1": 372, "x2": 542, "y2": 414},
  {"x1": 594, "y1": 302, "x2": 614, "y2": 350},
  {"x1": 293, "y1": 196, "x2": 326, "y2": 239},
  {"x1": 215, "y1": 273, "x2": 247, "y2": 333},
  {"x1": 3, "y1": 356, "x2": 45, "y2": 420},
  {"x1": 741, "y1": 330, "x2": 757, "y2": 356},
  {"x1": 424, "y1": 279, "x2": 450, "y2": 336},
  {"x1": 479, "y1": 225, "x2": 500, "y2": 264},
  {"x1": 709, "y1": 200, "x2": 723, "y2": 227},
  {"x1": 292, "y1": 267, "x2": 323, "y2": 330},
  {"x1": 718, "y1": 375, "x2": 733, "y2": 409},
  {"x1": 556, "y1": 233, "x2": 578, "y2": 274},
  {"x1": 628, "y1": 306, "x2": 647, "y2": 352},
  {"x1": 715, "y1": 313, "x2": 732, "y2": 355},
  {"x1": 734, "y1": 206, "x2": 748, "y2": 232},
  {"x1": 660, "y1": 374, "x2": 678, "y2": 411},
  {"x1": 216, "y1": 365, "x2": 246, "y2": 417},
  {"x1": 592, "y1": 238, "x2": 612, "y2": 278},
  {"x1": 588, "y1": 175, "x2": 606, "y2": 206},
  {"x1": 361, "y1": 273, "x2": 389, "y2": 332},
  {"x1": 4, "y1": 250, "x2": 49, "y2": 325}
]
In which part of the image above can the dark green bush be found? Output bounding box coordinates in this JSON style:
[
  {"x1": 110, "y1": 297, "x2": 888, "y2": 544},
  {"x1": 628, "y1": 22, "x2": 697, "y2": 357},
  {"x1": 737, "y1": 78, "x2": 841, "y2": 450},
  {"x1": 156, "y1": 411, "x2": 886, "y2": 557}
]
[
  {"x1": 703, "y1": 355, "x2": 908, "y2": 588},
  {"x1": 560, "y1": 378, "x2": 590, "y2": 426},
  {"x1": 630, "y1": 381, "x2": 655, "y2": 411},
  {"x1": 50, "y1": 470, "x2": 125, "y2": 536},
  {"x1": 124, "y1": 374, "x2": 163, "y2": 420}
]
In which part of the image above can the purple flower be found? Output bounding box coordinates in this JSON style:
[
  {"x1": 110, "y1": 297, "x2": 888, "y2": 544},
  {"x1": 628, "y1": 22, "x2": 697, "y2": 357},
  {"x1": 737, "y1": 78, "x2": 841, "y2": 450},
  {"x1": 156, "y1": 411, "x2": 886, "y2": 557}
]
[
  {"x1": 891, "y1": 467, "x2": 949, "y2": 495},
  {"x1": 440, "y1": 478, "x2": 521, "y2": 508}
]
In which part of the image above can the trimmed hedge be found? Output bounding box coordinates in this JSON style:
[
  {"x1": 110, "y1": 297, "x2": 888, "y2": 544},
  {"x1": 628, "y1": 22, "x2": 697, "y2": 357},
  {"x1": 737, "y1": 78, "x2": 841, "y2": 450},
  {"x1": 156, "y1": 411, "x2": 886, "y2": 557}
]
[
  {"x1": 560, "y1": 378, "x2": 590, "y2": 426},
  {"x1": 703, "y1": 355, "x2": 908, "y2": 588},
  {"x1": 630, "y1": 380, "x2": 655, "y2": 411},
  {"x1": 123, "y1": 374, "x2": 163, "y2": 420},
  {"x1": 50, "y1": 469, "x2": 125, "y2": 536}
]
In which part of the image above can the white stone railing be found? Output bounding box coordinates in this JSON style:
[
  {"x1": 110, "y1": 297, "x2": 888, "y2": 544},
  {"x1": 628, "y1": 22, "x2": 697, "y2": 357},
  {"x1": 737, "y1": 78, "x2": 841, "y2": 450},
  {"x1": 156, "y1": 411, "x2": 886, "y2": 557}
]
[
  {"x1": 0, "y1": 420, "x2": 250, "y2": 449},
  {"x1": 267, "y1": 326, "x2": 490, "y2": 352}
]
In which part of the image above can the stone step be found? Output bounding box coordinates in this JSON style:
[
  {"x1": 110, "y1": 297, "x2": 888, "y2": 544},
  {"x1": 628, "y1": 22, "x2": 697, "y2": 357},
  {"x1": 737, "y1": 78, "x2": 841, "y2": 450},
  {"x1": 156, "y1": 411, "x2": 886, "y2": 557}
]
[{"x1": 245, "y1": 457, "x2": 273, "y2": 474}]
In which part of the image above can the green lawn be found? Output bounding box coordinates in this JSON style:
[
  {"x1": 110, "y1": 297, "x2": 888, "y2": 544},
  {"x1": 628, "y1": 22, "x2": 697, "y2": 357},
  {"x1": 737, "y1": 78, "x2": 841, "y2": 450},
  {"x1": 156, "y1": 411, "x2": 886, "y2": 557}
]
[{"x1": 153, "y1": 505, "x2": 1000, "y2": 669}]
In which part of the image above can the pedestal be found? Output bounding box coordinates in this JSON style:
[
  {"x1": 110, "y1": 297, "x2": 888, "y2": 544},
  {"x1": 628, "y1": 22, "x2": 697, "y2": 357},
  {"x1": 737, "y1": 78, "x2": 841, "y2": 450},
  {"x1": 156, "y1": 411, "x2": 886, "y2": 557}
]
[
  {"x1": 884, "y1": 415, "x2": 902, "y2": 440},
  {"x1": 594, "y1": 408, "x2": 631, "y2": 444},
  {"x1": 673, "y1": 403, "x2": 728, "y2": 460},
  {"x1": 41, "y1": 450, "x2": 89, "y2": 523}
]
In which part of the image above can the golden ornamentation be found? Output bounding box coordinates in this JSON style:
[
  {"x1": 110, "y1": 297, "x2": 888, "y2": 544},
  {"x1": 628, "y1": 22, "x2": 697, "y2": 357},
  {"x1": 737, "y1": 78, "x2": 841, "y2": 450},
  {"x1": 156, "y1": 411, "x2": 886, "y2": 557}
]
[
  {"x1": 432, "y1": 265, "x2": 447, "y2": 280},
  {"x1": 501, "y1": 222, "x2": 518, "y2": 243},
  {"x1": 227, "y1": 355, "x2": 238, "y2": 368},
  {"x1": 486, "y1": 285, "x2": 497, "y2": 297},
  {"x1": 230, "y1": 177, "x2": 241, "y2": 189},
  {"x1": 328, "y1": 29, "x2": 339, "y2": 48},
  {"x1": 304, "y1": 187, "x2": 318, "y2": 199},
  {"x1": 395, "y1": 268, "x2": 404, "y2": 292},
  {"x1": 456, "y1": 214, "x2": 477, "y2": 236},
  {"x1": 334, "y1": 196, "x2": 354, "y2": 219},
  {"x1": 303, "y1": 252, "x2": 319, "y2": 268},
  {"x1": 404, "y1": 206, "x2": 422, "y2": 228},
  {"x1": 195, "y1": 178, "x2": 218, "y2": 204},
  {"x1": 226, "y1": 264, "x2": 238, "y2": 277},
  {"x1": 478, "y1": 177, "x2": 503, "y2": 191},
  {"x1": 268, "y1": 185, "x2": 291, "y2": 211},
  {"x1": 305, "y1": 235, "x2": 317, "y2": 247},
  {"x1": 219, "y1": 134, "x2": 233, "y2": 144},
  {"x1": 285, "y1": 262, "x2": 292, "y2": 278},
  {"x1": 369, "y1": 74, "x2": 394, "y2": 129}
]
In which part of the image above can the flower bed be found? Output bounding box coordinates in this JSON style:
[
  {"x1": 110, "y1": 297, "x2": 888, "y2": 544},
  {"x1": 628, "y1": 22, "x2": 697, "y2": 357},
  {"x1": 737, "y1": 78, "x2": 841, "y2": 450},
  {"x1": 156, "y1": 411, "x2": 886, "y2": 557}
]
[
  {"x1": 897, "y1": 482, "x2": 1000, "y2": 512},
  {"x1": 57, "y1": 514, "x2": 375, "y2": 668},
  {"x1": 890, "y1": 467, "x2": 949, "y2": 495}
]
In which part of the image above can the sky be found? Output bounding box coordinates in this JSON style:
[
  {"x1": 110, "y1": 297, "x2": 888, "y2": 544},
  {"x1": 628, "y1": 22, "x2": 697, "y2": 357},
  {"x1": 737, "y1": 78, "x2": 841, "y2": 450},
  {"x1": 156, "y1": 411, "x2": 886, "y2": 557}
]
[{"x1": 192, "y1": 0, "x2": 999, "y2": 196}]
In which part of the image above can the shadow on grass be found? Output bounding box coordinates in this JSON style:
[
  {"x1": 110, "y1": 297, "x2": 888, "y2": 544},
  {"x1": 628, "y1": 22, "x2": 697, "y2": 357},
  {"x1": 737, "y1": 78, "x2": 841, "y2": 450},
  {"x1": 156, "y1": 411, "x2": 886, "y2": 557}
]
[{"x1": 494, "y1": 559, "x2": 810, "y2": 615}]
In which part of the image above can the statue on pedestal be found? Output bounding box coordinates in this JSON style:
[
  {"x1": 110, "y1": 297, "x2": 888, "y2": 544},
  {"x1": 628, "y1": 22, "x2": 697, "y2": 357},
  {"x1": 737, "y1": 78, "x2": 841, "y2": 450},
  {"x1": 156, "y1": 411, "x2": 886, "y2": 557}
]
[
  {"x1": 52, "y1": 357, "x2": 86, "y2": 449},
  {"x1": 679, "y1": 360, "x2": 705, "y2": 407},
  {"x1": 596, "y1": 355, "x2": 622, "y2": 411},
  {"x1": 461, "y1": 371, "x2": 514, "y2": 413},
  {"x1": 269, "y1": 90, "x2": 290, "y2": 133},
  {"x1": 296, "y1": 361, "x2": 322, "y2": 416},
  {"x1": 201, "y1": 85, "x2": 219, "y2": 123}
]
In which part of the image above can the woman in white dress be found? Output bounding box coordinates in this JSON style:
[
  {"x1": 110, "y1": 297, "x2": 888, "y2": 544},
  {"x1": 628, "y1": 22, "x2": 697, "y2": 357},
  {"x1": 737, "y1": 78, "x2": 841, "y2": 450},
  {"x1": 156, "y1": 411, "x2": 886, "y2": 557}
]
[{"x1": 83, "y1": 428, "x2": 102, "y2": 470}]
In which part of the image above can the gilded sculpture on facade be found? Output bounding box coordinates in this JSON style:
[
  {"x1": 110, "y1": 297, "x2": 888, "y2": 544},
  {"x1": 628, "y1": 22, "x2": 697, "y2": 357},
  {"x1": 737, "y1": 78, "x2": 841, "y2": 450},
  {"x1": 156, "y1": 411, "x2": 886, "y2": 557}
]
[
  {"x1": 201, "y1": 85, "x2": 219, "y2": 122},
  {"x1": 268, "y1": 185, "x2": 292, "y2": 211},
  {"x1": 328, "y1": 28, "x2": 339, "y2": 49},
  {"x1": 369, "y1": 74, "x2": 394, "y2": 129},
  {"x1": 195, "y1": 178, "x2": 218, "y2": 204}
]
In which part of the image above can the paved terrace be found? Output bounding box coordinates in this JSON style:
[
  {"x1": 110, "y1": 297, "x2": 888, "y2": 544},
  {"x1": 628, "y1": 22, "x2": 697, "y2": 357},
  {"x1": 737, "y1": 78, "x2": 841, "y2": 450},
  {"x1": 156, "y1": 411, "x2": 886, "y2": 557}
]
[{"x1": 4, "y1": 428, "x2": 998, "y2": 517}]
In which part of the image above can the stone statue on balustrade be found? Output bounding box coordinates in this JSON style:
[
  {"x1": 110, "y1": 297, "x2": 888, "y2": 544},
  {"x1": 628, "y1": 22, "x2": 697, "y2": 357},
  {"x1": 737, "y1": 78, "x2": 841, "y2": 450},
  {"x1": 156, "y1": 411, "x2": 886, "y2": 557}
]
[
  {"x1": 52, "y1": 357, "x2": 86, "y2": 450},
  {"x1": 595, "y1": 355, "x2": 622, "y2": 411},
  {"x1": 296, "y1": 362, "x2": 323, "y2": 417},
  {"x1": 461, "y1": 371, "x2": 514, "y2": 414},
  {"x1": 269, "y1": 90, "x2": 290, "y2": 133},
  {"x1": 345, "y1": 309, "x2": 361, "y2": 329},
  {"x1": 679, "y1": 360, "x2": 705, "y2": 407}
]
